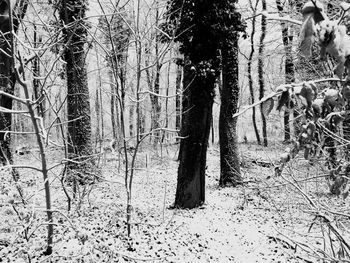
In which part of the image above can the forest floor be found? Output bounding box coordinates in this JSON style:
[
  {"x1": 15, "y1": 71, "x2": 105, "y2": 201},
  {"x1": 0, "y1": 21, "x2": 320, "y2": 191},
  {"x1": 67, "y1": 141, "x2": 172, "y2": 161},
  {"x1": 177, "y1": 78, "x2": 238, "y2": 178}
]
[{"x1": 1, "y1": 142, "x2": 350, "y2": 262}]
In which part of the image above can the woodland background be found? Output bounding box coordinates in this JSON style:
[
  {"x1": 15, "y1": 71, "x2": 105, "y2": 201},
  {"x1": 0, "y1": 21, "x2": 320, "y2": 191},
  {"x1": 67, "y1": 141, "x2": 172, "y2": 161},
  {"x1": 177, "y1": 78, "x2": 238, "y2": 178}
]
[{"x1": 2, "y1": 0, "x2": 350, "y2": 262}]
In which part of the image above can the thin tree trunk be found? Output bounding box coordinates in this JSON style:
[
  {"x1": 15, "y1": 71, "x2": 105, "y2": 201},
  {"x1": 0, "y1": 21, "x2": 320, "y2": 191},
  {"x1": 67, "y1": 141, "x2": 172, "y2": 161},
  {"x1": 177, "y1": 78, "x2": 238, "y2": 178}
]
[
  {"x1": 175, "y1": 63, "x2": 215, "y2": 208},
  {"x1": 248, "y1": 0, "x2": 261, "y2": 145},
  {"x1": 258, "y1": 0, "x2": 268, "y2": 146},
  {"x1": 219, "y1": 36, "x2": 242, "y2": 186},
  {"x1": 276, "y1": 0, "x2": 295, "y2": 143},
  {"x1": 32, "y1": 25, "x2": 44, "y2": 118}
]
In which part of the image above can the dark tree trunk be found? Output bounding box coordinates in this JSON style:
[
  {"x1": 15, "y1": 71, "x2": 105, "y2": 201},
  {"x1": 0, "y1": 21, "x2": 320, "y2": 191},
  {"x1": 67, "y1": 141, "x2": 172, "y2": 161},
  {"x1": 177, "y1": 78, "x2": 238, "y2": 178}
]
[
  {"x1": 259, "y1": 0, "x2": 268, "y2": 146},
  {"x1": 219, "y1": 38, "x2": 242, "y2": 186},
  {"x1": 276, "y1": 0, "x2": 295, "y2": 143},
  {"x1": 0, "y1": 1, "x2": 28, "y2": 183},
  {"x1": 248, "y1": 0, "x2": 261, "y2": 145},
  {"x1": 32, "y1": 25, "x2": 44, "y2": 118},
  {"x1": 0, "y1": 41, "x2": 15, "y2": 167},
  {"x1": 60, "y1": 0, "x2": 94, "y2": 183},
  {"x1": 175, "y1": 64, "x2": 215, "y2": 208}
]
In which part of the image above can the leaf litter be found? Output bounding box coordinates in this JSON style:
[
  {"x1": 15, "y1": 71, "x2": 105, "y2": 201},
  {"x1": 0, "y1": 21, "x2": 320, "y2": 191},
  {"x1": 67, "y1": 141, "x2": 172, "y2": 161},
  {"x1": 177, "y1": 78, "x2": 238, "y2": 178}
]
[{"x1": 1, "y1": 143, "x2": 344, "y2": 262}]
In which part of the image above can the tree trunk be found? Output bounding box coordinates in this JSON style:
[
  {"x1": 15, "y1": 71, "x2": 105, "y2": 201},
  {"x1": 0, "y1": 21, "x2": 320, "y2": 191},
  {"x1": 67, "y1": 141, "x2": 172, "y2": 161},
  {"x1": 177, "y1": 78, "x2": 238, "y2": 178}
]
[
  {"x1": 258, "y1": 0, "x2": 268, "y2": 146},
  {"x1": 60, "y1": 0, "x2": 94, "y2": 183},
  {"x1": 248, "y1": 0, "x2": 261, "y2": 145},
  {"x1": 175, "y1": 64, "x2": 215, "y2": 208},
  {"x1": 276, "y1": 0, "x2": 295, "y2": 143},
  {"x1": 219, "y1": 37, "x2": 242, "y2": 186},
  {"x1": 32, "y1": 25, "x2": 44, "y2": 118},
  {"x1": 0, "y1": 0, "x2": 28, "y2": 182}
]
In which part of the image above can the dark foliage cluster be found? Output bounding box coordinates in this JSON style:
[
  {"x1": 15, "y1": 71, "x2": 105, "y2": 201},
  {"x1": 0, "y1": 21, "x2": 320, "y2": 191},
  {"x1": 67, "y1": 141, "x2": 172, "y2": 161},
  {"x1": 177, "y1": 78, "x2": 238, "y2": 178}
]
[
  {"x1": 49, "y1": 0, "x2": 90, "y2": 50},
  {"x1": 164, "y1": 0, "x2": 245, "y2": 75},
  {"x1": 98, "y1": 9, "x2": 132, "y2": 66}
]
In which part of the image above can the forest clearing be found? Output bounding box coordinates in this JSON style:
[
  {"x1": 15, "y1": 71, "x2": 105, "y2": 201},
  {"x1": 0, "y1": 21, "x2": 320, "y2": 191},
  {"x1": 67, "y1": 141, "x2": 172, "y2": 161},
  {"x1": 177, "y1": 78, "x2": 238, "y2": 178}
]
[{"x1": 2, "y1": 0, "x2": 350, "y2": 262}]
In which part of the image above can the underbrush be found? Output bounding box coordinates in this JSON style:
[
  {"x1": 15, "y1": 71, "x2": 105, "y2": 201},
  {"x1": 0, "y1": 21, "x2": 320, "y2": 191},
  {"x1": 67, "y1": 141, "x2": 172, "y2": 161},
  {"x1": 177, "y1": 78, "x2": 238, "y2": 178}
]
[{"x1": 1, "y1": 143, "x2": 349, "y2": 262}]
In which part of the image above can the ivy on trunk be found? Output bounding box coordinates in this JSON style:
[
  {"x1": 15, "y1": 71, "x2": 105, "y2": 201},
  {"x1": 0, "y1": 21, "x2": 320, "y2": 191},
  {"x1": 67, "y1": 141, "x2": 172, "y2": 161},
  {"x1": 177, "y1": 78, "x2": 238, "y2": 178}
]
[
  {"x1": 165, "y1": 0, "x2": 245, "y2": 208},
  {"x1": 59, "y1": 0, "x2": 95, "y2": 184}
]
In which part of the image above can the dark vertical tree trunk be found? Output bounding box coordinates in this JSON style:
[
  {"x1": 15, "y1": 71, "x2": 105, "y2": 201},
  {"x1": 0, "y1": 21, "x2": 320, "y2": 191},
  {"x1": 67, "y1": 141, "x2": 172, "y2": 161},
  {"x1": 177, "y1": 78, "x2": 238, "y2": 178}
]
[
  {"x1": 60, "y1": 0, "x2": 94, "y2": 183},
  {"x1": 0, "y1": 0, "x2": 28, "y2": 183},
  {"x1": 175, "y1": 64, "x2": 215, "y2": 208},
  {"x1": 32, "y1": 25, "x2": 44, "y2": 118},
  {"x1": 168, "y1": 0, "x2": 245, "y2": 208},
  {"x1": 219, "y1": 37, "x2": 242, "y2": 186},
  {"x1": 258, "y1": 0, "x2": 268, "y2": 146},
  {"x1": 0, "y1": 28, "x2": 15, "y2": 167},
  {"x1": 276, "y1": 0, "x2": 295, "y2": 143},
  {"x1": 248, "y1": 0, "x2": 261, "y2": 145}
]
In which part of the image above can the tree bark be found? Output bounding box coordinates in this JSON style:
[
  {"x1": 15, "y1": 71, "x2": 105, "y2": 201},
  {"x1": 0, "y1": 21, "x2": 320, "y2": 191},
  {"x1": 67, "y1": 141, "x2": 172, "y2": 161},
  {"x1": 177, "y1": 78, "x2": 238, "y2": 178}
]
[
  {"x1": 32, "y1": 25, "x2": 44, "y2": 118},
  {"x1": 60, "y1": 0, "x2": 94, "y2": 183},
  {"x1": 258, "y1": 0, "x2": 268, "y2": 146},
  {"x1": 0, "y1": 0, "x2": 28, "y2": 183},
  {"x1": 248, "y1": 0, "x2": 261, "y2": 145},
  {"x1": 219, "y1": 37, "x2": 242, "y2": 186},
  {"x1": 175, "y1": 64, "x2": 215, "y2": 208},
  {"x1": 276, "y1": 0, "x2": 295, "y2": 143}
]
